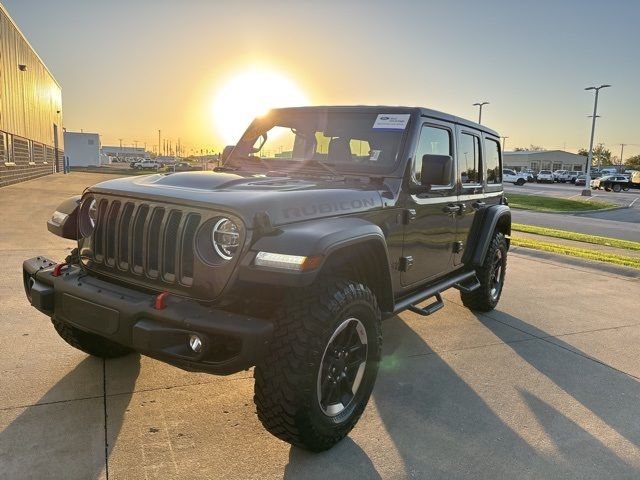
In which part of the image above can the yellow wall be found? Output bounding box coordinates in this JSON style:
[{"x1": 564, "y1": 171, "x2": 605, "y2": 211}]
[{"x1": 0, "y1": 4, "x2": 62, "y2": 148}]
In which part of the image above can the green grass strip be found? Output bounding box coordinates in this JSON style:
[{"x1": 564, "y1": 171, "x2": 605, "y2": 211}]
[
  {"x1": 512, "y1": 223, "x2": 640, "y2": 251},
  {"x1": 507, "y1": 193, "x2": 616, "y2": 212},
  {"x1": 511, "y1": 236, "x2": 640, "y2": 269}
]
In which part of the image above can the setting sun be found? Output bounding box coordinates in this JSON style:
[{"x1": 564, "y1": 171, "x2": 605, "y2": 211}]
[{"x1": 211, "y1": 68, "x2": 309, "y2": 145}]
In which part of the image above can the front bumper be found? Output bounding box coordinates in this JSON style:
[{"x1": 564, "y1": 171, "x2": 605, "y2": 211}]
[{"x1": 23, "y1": 256, "x2": 273, "y2": 375}]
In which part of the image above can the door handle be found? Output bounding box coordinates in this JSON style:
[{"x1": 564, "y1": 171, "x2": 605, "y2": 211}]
[{"x1": 443, "y1": 204, "x2": 460, "y2": 214}]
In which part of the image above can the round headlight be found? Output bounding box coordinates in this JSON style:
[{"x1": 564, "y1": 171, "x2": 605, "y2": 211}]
[
  {"x1": 212, "y1": 218, "x2": 239, "y2": 260},
  {"x1": 79, "y1": 196, "x2": 98, "y2": 237}
]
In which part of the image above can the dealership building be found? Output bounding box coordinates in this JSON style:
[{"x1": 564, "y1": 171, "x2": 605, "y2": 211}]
[
  {"x1": 503, "y1": 150, "x2": 587, "y2": 173},
  {"x1": 0, "y1": 4, "x2": 63, "y2": 187}
]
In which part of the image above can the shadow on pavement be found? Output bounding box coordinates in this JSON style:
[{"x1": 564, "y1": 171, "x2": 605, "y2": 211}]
[
  {"x1": 477, "y1": 311, "x2": 640, "y2": 452},
  {"x1": 0, "y1": 354, "x2": 140, "y2": 480},
  {"x1": 283, "y1": 313, "x2": 640, "y2": 478}
]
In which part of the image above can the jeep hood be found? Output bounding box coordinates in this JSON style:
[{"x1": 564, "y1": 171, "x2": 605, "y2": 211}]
[{"x1": 87, "y1": 171, "x2": 387, "y2": 227}]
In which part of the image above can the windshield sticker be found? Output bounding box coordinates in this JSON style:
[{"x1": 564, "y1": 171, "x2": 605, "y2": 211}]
[
  {"x1": 369, "y1": 150, "x2": 381, "y2": 162},
  {"x1": 372, "y1": 114, "x2": 410, "y2": 131}
]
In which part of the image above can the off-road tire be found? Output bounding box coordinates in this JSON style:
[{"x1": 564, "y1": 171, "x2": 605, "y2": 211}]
[
  {"x1": 254, "y1": 280, "x2": 382, "y2": 451},
  {"x1": 52, "y1": 317, "x2": 132, "y2": 358},
  {"x1": 461, "y1": 232, "x2": 508, "y2": 312}
]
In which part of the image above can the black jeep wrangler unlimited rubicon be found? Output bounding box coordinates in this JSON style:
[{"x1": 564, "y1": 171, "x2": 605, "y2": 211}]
[{"x1": 23, "y1": 106, "x2": 510, "y2": 451}]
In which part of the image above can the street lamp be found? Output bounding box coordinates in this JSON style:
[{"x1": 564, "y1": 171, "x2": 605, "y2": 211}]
[
  {"x1": 582, "y1": 84, "x2": 611, "y2": 196},
  {"x1": 473, "y1": 102, "x2": 489, "y2": 124}
]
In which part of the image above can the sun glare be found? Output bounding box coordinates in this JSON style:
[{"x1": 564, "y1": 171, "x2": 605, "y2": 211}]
[{"x1": 212, "y1": 68, "x2": 309, "y2": 145}]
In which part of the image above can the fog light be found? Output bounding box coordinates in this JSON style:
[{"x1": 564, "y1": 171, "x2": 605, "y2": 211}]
[{"x1": 189, "y1": 334, "x2": 203, "y2": 353}]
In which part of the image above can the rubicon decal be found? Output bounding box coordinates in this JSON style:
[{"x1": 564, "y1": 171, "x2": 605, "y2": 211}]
[{"x1": 283, "y1": 198, "x2": 377, "y2": 219}]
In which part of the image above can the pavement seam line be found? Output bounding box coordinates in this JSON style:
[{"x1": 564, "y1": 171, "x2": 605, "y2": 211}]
[
  {"x1": 104, "y1": 374, "x2": 254, "y2": 399},
  {"x1": 102, "y1": 359, "x2": 109, "y2": 480},
  {"x1": 405, "y1": 335, "x2": 540, "y2": 358}
]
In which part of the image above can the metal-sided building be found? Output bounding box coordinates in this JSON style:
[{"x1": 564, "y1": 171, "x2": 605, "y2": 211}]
[
  {"x1": 0, "y1": 3, "x2": 63, "y2": 187},
  {"x1": 503, "y1": 150, "x2": 587, "y2": 173},
  {"x1": 63, "y1": 131, "x2": 100, "y2": 166}
]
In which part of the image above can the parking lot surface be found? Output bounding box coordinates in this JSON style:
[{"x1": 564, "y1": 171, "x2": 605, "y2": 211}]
[{"x1": 2, "y1": 173, "x2": 640, "y2": 479}]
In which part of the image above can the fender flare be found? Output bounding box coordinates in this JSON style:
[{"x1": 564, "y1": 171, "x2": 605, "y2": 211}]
[
  {"x1": 238, "y1": 217, "x2": 394, "y2": 306},
  {"x1": 463, "y1": 205, "x2": 511, "y2": 267}
]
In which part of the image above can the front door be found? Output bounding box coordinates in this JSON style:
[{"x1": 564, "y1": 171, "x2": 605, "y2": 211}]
[{"x1": 401, "y1": 121, "x2": 457, "y2": 286}]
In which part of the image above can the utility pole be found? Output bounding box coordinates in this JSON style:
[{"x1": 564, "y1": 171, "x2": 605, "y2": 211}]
[
  {"x1": 500, "y1": 136, "x2": 509, "y2": 152},
  {"x1": 582, "y1": 84, "x2": 611, "y2": 196},
  {"x1": 158, "y1": 130, "x2": 161, "y2": 157},
  {"x1": 619, "y1": 144, "x2": 626, "y2": 166},
  {"x1": 118, "y1": 138, "x2": 123, "y2": 159},
  {"x1": 473, "y1": 102, "x2": 489, "y2": 124}
]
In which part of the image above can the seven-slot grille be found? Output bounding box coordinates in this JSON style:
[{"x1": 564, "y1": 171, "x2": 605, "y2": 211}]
[{"x1": 89, "y1": 197, "x2": 201, "y2": 287}]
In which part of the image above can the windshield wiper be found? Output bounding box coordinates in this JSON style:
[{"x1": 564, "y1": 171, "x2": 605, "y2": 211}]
[{"x1": 298, "y1": 159, "x2": 341, "y2": 178}]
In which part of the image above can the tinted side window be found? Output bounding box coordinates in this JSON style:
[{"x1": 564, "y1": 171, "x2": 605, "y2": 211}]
[
  {"x1": 413, "y1": 125, "x2": 452, "y2": 184},
  {"x1": 485, "y1": 138, "x2": 501, "y2": 184},
  {"x1": 459, "y1": 133, "x2": 481, "y2": 184}
]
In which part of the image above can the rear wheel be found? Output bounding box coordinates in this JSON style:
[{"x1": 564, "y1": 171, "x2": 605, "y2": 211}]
[
  {"x1": 52, "y1": 317, "x2": 132, "y2": 358},
  {"x1": 254, "y1": 280, "x2": 382, "y2": 451},
  {"x1": 516, "y1": 178, "x2": 525, "y2": 186},
  {"x1": 461, "y1": 232, "x2": 507, "y2": 312},
  {"x1": 612, "y1": 184, "x2": 622, "y2": 193}
]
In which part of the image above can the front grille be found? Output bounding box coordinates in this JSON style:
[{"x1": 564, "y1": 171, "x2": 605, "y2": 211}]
[{"x1": 90, "y1": 198, "x2": 202, "y2": 287}]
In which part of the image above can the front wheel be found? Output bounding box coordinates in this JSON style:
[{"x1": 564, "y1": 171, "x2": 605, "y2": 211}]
[
  {"x1": 516, "y1": 178, "x2": 525, "y2": 186},
  {"x1": 612, "y1": 184, "x2": 622, "y2": 192},
  {"x1": 461, "y1": 232, "x2": 508, "y2": 312},
  {"x1": 254, "y1": 280, "x2": 382, "y2": 451}
]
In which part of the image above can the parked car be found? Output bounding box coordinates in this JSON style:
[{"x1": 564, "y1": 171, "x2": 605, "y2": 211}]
[
  {"x1": 536, "y1": 170, "x2": 554, "y2": 183},
  {"x1": 502, "y1": 169, "x2": 528, "y2": 185},
  {"x1": 518, "y1": 169, "x2": 535, "y2": 182},
  {"x1": 172, "y1": 162, "x2": 199, "y2": 172},
  {"x1": 567, "y1": 171, "x2": 582, "y2": 183},
  {"x1": 552, "y1": 170, "x2": 569, "y2": 182},
  {"x1": 591, "y1": 175, "x2": 633, "y2": 192},
  {"x1": 574, "y1": 175, "x2": 587, "y2": 186},
  {"x1": 135, "y1": 160, "x2": 161, "y2": 170}
]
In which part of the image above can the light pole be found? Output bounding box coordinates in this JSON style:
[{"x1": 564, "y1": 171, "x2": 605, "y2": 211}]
[
  {"x1": 501, "y1": 136, "x2": 509, "y2": 152},
  {"x1": 582, "y1": 84, "x2": 611, "y2": 196},
  {"x1": 473, "y1": 102, "x2": 489, "y2": 124}
]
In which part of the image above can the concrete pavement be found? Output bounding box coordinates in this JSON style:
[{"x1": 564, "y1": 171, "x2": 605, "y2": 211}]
[{"x1": 2, "y1": 173, "x2": 640, "y2": 479}]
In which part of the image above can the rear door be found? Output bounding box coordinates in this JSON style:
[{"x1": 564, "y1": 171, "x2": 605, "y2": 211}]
[
  {"x1": 453, "y1": 129, "x2": 502, "y2": 265},
  {"x1": 401, "y1": 120, "x2": 457, "y2": 286}
]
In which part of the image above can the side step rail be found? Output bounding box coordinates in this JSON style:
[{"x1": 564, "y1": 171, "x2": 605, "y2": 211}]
[
  {"x1": 453, "y1": 275, "x2": 481, "y2": 294},
  {"x1": 407, "y1": 293, "x2": 444, "y2": 317},
  {"x1": 393, "y1": 270, "x2": 477, "y2": 315}
]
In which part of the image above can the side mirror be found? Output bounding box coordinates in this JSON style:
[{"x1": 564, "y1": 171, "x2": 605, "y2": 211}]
[
  {"x1": 421, "y1": 154, "x2": 453, "y2": 187},
  {"x1": 221, "y1": 145, "x2": 235, "y2": 162},
  {"x1": 47, "y1": 195, "x2": 81, "y2": 240}
]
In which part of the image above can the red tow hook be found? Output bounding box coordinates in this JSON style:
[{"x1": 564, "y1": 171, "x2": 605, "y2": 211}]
[
  {"x1": 51, "y1": 262, "x2": 68, "y2": 277},
  {"x1": 154, "y1": 291, "x2": 170, "y2": 310}
]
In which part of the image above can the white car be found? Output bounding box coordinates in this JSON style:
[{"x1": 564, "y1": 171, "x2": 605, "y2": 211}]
[
  {"x1": 536, "y1": 170, "x2": 554, "y2": 183},
  {"x1": 552, "y1": 170, "x2": 569, "y2": 182},
  {"x1": 502, "y1": 169, "x2": 528, "y2": 186},
  {"x1": 135, "y1": 160, "x2": 161, "y2": 170}
]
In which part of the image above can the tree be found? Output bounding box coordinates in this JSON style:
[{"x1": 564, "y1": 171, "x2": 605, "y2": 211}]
[
  {"x1": 514, "y1": 145, "x2": 546, "y2": 151},
  {"x1": 577, "y1": 145, "x2": 612, "y2": 166},
  {"x1": 624, "y1": 154, "x2": 640, "y2": 171}
]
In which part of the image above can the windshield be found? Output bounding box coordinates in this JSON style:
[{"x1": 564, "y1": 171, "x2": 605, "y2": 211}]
[{"x1": 225, "y1": 110, "x2": 410, "y2": 175}]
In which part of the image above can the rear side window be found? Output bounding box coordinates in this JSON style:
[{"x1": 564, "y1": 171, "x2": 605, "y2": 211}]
[
  {"x1": 459, "y1": 133, "x2": 481, "y2": 185},
  {"x1": 485, "y1": 138, "x2": 501, "y2": 184}
]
